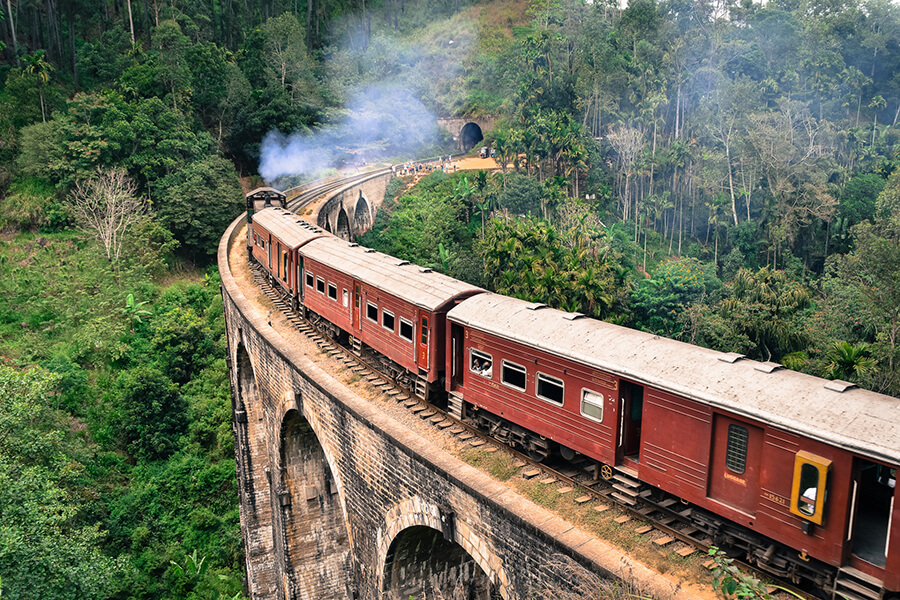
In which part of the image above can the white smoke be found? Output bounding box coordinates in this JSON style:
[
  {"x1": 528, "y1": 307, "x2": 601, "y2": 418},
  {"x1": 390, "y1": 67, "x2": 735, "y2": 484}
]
[{"x1": 258, "y1": 84, "x2": 439, "y2": 182}]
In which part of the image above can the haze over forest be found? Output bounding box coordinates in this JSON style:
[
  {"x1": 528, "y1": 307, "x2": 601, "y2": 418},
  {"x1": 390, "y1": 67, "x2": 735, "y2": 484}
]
[{"x1": 2, "y1": 0, "x2": 900, "y2": 597}]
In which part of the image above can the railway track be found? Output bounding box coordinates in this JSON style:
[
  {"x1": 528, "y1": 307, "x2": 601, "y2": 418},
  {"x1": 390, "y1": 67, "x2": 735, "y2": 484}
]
[{"x1": 246, "y1": 174, "x2": 816, "y2": 600}]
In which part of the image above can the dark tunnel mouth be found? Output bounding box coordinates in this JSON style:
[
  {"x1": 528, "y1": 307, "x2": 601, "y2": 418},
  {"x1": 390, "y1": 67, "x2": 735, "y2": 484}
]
[{"x1": 461, "y1": 122, "x2": 484, "y2": 151}]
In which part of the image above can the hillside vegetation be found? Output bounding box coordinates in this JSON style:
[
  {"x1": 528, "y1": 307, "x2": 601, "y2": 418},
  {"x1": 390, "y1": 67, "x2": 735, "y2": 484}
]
[{"x1": 3, "y1": 0, "x2": 900, "y2": 598}]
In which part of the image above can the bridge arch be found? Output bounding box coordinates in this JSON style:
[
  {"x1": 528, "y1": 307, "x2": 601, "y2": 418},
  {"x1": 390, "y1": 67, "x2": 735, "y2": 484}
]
[
  {"x1": 460, "y1": 122, "x2": 484, "y2": 151},
  {"x1": 273, "y1": 404, "x2": 352, "y2": 599},
  {"x1": 377, "y1": 498, "x2": 508, "y2": 600},
  {"x1": 235, "y1": 340, "x2": 261, "y2": 515},
  {"x1": 353, "y1": 191, "x2": 372, "y2": 233},
  {"x1": 335, "y1": 208, "x2": 351, "y2": 240}
]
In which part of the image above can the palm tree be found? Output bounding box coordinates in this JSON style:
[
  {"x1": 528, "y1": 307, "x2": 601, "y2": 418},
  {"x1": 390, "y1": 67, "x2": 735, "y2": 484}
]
[
  {"x1": 23, "y1": 50, "x2": 54, "y2": 121},
  {"x1": 824, "y1": 341, "x2": 876, "y2": 382}
]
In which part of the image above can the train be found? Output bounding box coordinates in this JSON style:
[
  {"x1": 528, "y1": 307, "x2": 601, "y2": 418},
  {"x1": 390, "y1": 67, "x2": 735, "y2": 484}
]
[{"x1": 244, "y1": 188, "x2": 899, "y2": 600}]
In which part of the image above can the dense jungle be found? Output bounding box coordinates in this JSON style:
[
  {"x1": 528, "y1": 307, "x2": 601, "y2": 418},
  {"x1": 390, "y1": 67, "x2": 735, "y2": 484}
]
[{"x1": 2, "y1": 0, "x2": 900, "y2": 597}]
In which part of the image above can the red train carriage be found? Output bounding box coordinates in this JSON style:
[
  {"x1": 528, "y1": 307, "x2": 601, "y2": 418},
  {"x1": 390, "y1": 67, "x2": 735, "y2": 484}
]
[
  {"x1": 299, "y1": 236, "x2": 482, "y2": 397},
  {"x1": 447, "y1": 293, "x2": 900, "y2": 596},
  {"x1": 250, "y1": 208, "x2": 325, "y2": 311}
]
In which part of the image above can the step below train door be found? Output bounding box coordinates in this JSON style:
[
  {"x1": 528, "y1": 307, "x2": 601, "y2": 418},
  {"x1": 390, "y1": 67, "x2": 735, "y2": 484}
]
[{"x1": 846, "y1": 458, "x2": 894, "y2": 571}]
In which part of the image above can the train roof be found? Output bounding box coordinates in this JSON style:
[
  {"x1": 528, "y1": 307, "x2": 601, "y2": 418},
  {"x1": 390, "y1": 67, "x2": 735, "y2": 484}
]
[
  {"x1": 253, "y1": 208, "x2": 325, "y2": 249},
  {"x1": 300, "y1": 236, "x2": 485, "y2": 312},
  {"x1": 448, "y1": 293, "x2": 900, "y2": 465}
]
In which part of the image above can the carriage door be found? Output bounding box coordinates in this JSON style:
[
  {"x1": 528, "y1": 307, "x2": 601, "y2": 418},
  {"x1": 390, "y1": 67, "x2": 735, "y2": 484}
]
[
  {"x1": 616, "y1": 381, "x2": 644, "y2": 465},
  {"x1": 417, "y1": 315, "x2": 429, "y2": 370},
  {"x1": 449, "y1": 323, "x2": 464, "y2": 390},
  {"x1": 848, "y1": 459, "x2": 894, "y2": 568},
  {"x1": 351, "y1": 283, "x2": 361, "y2": 334},
  {"x1": 708, "y1": 416, "x2": 763, "y2": 515}
]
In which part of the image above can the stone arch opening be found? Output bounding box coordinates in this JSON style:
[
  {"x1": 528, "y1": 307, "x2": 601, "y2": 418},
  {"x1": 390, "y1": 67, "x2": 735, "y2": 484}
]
[
  {"x1": 382, "y1": 526, "x2": 493, "y2": 600},
  {"x1": 235, "y1": 343, "x2": 258, "y2": 514},
  {"x1": 460, "y1": 122, "x2": 484, "y2": 151},
  {"x1": 275, "y1": 408, "x2": 350, "y2": 599},
  {"x1": 335, "y1": 207, "x2": 351, "y2": 240},
  {"x1": 353, "y1": 191, "x2": 372, "y2": 233}
]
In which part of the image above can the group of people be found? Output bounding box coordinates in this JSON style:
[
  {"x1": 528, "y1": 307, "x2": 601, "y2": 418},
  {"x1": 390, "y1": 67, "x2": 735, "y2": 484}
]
[
  {"x1": 392, "y1": 157, "x2": 457, "y2": 178},
  {"x1": 471, "y1": 359, "x2": 492, "y2": 378}
]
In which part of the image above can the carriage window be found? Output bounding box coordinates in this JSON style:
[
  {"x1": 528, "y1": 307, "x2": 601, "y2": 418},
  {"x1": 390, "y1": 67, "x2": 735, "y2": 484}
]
[
  {"x1": 316, "y1": 277, "x2": 325, "y2": 294},
  {"x1": 789, "y1": 451, "x2": 832, "y2": 525},
  {"x1": 305, "y1": 272, "x2": 314, "y2": 288},
  {"x1": 797, "y1": 463, "x2": 820, "y2": 516},
  {"x1": 366, "y1": 302, "x2": 378, "y2": 322},
  {"x1": 470, "y1": 349, "x2": 492, "y2": 378},
  {"x1": 327, "y1": 283, "x2": 337, "y2": 300},
  {"x1": 382, "y1": 310, "x2": 395, "y2": 332},
  {"x1": 342, "y1": 289, "x2": 349, "y2": 307},
  {"x1": 536, "y1": 373, "x2": 564, "y2": 405},
  {"x1": 581, "y1": 390, "x2": 604, "y2": 422},
  {"x1": 420, "y1": 317, "x2": 429, "y2": 345},
  {"x1": 399, "y1": 319, "x2": 414, "y2": 342},
  {"x1": 501, "y1": 361, "x2": 526, "y2": 391},
  {"x1": 282, "y1": 252, "x2": 288, "y2": 280},
  {"x1": 725, "y1": 424, "x2": 748, "y2": 475}
]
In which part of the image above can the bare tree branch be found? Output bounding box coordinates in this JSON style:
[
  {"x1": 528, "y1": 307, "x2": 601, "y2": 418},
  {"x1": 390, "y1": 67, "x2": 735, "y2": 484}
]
[{"x1": 67, "y1": 168, "x2": 147, "y2": 263}]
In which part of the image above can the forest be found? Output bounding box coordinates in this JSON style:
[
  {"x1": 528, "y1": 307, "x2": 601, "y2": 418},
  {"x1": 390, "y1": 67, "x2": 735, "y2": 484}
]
[{"x1": 2, "y1": 0, "x2": 900, "y2": 597}]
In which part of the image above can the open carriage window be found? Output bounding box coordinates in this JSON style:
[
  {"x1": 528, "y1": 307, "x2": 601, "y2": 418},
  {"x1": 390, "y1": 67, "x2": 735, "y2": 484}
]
[{"x1": 469, "y1": 349, "x2": 492, "y2": 378}]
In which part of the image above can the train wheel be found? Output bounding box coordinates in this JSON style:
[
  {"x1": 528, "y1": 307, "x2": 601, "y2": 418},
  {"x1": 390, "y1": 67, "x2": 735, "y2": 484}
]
[
  {"x1": 559, "y1": 445, "x2": 577, "y2": 462},
  {"x1": 600, "y1": 464, "x2": 614, "y2": 480}
]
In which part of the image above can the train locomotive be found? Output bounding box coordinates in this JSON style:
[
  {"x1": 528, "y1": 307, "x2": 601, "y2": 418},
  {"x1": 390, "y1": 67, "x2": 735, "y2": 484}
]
[{"x1": 245, "y1": 195, "x2": 899, "y2": 600}]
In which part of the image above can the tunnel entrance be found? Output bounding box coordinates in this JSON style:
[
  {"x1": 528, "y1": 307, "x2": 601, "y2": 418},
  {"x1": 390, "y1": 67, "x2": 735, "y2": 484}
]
[
  {"x1": 382, "y1": 526, "x2": 493, "y2": 600},
  {"x1": 336, "y1": 208, "x2": 351, "y2": 240},
  {"x1": 276, "y1": 409, "x2": 350, "y2": 599},
  {"x1": 460, "y1": 122, "x2": 484, "y2": 152}
]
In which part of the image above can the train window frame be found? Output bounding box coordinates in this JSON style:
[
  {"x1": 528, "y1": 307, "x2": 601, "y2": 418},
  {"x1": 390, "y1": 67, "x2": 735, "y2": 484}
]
[
  {"x1": 366, "y1": 302, "x2": 378, "y2": 323},
  {"x1": 316, "y1": 277, "x2": 326, "y2": 294},
  {"x1": 305, "y1": 272, "x2": 314, "y2": 289},
  {"x1": 580, "y1": 389, "x2": 604, "y2": 423},
  {"x1": 789, "y1": 451, "x2": 832, "y2": 525},
  {"x1": 501, "y1": 360, "x2": 527, "y2": 391},
  {"x1": 382, "y1": 309, "x2": 395, "y2": 332},
  {"x1": 469, "y1": 349, "x2": 492, "y2": 378},
  {"x1": 282, "y1": 252, "x2": 288, "y2": 281},
  {"x1": 327, "y1": 282, "x2": 338, "y2": 301},
  {"x1": 342, "y1": 289, "x2": 349, "y2": 308},
  {"x1": 725, "y1": 424, "x2": 749, "y2": 475},
  {"x1": 399, "y1": 318, "x2": 414, "y2": 342},
  {"x1": 536, "y1": 372, "x2": 564, "y2": 406}
]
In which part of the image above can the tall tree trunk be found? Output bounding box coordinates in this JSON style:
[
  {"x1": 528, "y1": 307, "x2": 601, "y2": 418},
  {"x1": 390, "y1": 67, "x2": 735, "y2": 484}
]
[
  {"x1": 45, "y1": 0, "x2": 62, "y2": 62},
  {"x1": 6, "y1": 0, "x2": 19, "y2": 65},
  {"x1": 726, "y1": 142, "x2": 737, "y2": 225},
  {"x1": 126, "y1": 0, "x2": 134, "y2": 42},
  {"x1": 66, "y1": 0, "x2": 78, "y2": 90},
  {"x1": 140, "y1": 0, "x2": 151, "y2": 46}
]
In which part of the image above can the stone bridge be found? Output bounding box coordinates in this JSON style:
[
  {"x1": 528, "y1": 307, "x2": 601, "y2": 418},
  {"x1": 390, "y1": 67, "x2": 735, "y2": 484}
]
[
  {"x1": 284, "y1": 169, "x2": 393, "y2": 241},
  {"x1": 436, "y1": 116, "x2": 497, "y2": 151},
  {"x1": 220, "y1": 184, "x2": 702, "y2": 599}
]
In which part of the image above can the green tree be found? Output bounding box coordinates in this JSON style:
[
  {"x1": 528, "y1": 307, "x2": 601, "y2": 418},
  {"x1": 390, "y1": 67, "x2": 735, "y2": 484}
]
[
  {"x1": 116, "y1": 366, "x2": 187, "y2": 461},
  {"x1": 153, "y1": 155, "x2": 243, "y2": 261},
  {"x1": 824, "y1": 341, "x2": 876, "y2": 381},
  {"x1": 0, "y1": 366, "x2": 126, "y2": 600}
]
